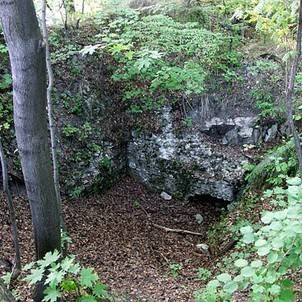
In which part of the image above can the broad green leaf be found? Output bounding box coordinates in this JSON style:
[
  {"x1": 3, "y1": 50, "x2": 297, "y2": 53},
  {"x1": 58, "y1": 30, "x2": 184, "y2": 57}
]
[
  {"x1": 61, "y1": 256, "x2": 75, "y2": 272},
  {"x1": 252, "y1": 274, "x2": 263, "y2": 284},
  {"x1": 255, "y1": 239, "x2": 267, "y2": 247},
  {"x1": 291, "y1": 224, "x2": 302, "y2": 234},
  {"x1": 60, "y1": 279, "x2": 77, "y2": 292},
  {"x1": 252, "y1": 284, "x2": 265, "y2": 294},
  {"x1": 23, "y1": 262, "x2": 35, "y2": 271},
  {"x1": 240, "y1": 226, "x2": 253, "y2": 234},
  {"x1": 78, "y1": 295, "x2": 97, "y2": 302},
  {"x1": 45, "y1": 269, "x2": 65, "y2": 286},
  {"x1": 272, "y1": 237, "x2": 284, "y2": 249},
  {"x1": 257, "y1": 246, "x2": 270, "y2": 256},
  {"x1": 261, "y1": 212, "x2": 273, "y2": 224},
  {"x1": 250, "y1": 260, "x2": 263, "y2": 268},
  {"x1": 240, "y1": 266, "x2": 254, "y2": 278},
  {"x1": 268, "y1": 252, "x2": 279, "y2": 264},
  {"x1": 234, "y1": 259, "x2": 248, "y2": 268},
  {"x1": 43, "y1": 286, "x2": 61, "y2": 302},
  {"x1": 242, "y1": 232, "x2": 255, "y2": 244},
  {"x1": 274, "y1": 210, "x2": 287, "y2": 221},
  {"x1": 287, "y1": 177, "x2": 301, "y2": 186},
  {"x1": 278, "y1": 288, "x2": 295, "y2": 302},
  {"x1": 270, "y1": 221, "x2": 282, "y2": 231},
  {"x1": 216, "y1": 273, "x2": 231, "y2": 283},
  {"x1": 93, "y1": 282, "x2": 108, "y2": 298},
  {"x1": 223, "y1": 281, "x2": 238, "y2": 294},
  {"x1": 270, "y1": 284, "x2": 281, "y2": 295},
  {"x1": 207, "y1": 279, "x2": 220, "y2": 289},
  {"x1": 69, "y1": 262, "x2": 81, "y2": 275},
  {"x1": 24, "y1": 267, "x2": 44, "y2": 285},
  {"x1": 80, "y1": 268, "x2": 99, "y2": 288},
  {"x1": 39, "y1": 250, "x2": 60, "y2": 269},
  {"x1": 265, "y1": 272, "x2": 278, "y2": 284},
  {"x1": 233, "y1": 275, "x2": 243, "y2": 283}
]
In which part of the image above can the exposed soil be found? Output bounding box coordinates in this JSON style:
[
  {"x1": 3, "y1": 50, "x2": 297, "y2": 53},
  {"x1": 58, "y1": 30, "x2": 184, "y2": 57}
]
[{"x1": 0, "y1": 176, "x2": 225, "y2": 302}]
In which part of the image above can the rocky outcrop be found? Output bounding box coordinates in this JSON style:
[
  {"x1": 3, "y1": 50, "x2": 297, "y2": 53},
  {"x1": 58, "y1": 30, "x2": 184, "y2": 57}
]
[
  {"x1": 128, "y1": 107, "x2": 250, "y2": 201},
  {"x1": 3, "y1": 47, "x2": 283, "y2": 201},
  {"x1": 128, "y1": 102, "x2": 281, "y2": 202}
]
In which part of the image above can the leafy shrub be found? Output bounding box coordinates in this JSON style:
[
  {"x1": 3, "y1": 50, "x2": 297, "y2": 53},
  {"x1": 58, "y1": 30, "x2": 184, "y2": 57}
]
[
  {"x1": 23, "y1": 250, "x2": 109, "y2": 302},
  {"x1": 248, "y1": 60, "x2": 284, "y2": 122},
  {"x1": 246, "y1": 140, "x2": 298, "y2": 188},
  {"x1": 82, "y1": 9, "x2": 241, "y2": 114},
  {"x1": 195, "y1": 177, "x2": 302, "y2": 302}
]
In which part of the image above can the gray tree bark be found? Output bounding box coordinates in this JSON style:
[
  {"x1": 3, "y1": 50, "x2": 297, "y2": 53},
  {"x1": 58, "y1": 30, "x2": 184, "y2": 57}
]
[
  {"x1": 41, "y1": 0, "x2": 65, "y2": 230},
  {"x1": 0, "y1": 1, "x2": 61, "y2": 300},
  {"x1": 285, "y1": 0, "x2": 302, "y2": 174}
]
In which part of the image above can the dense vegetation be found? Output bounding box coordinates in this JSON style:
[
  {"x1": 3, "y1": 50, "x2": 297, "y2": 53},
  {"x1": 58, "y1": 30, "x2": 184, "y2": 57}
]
[{"x1": 2, "y1": 0, "x2": 302, "y2": 301}]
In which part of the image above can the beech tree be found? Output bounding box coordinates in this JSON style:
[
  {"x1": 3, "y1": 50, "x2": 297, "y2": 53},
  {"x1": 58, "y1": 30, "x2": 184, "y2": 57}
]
[{"x1": 0, "y1": 1, "x2": 61, "y2": 299}]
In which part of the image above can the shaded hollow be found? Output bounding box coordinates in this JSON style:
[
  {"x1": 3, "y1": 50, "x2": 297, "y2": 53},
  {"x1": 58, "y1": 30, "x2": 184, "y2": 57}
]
[{"x1": 188, "y1": 194, "x2": 230, "y2": 210}]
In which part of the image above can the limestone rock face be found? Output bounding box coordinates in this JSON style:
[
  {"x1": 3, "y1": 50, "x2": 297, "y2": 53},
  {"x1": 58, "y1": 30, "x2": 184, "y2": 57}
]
[{"x1": 128, "y1": 107, "x2": 249, "y2": 201}]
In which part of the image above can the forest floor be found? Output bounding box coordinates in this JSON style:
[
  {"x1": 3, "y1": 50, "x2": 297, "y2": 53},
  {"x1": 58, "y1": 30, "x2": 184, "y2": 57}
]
[{"x1": 0, "y1": 176, "x2": 226, "y2": 302}]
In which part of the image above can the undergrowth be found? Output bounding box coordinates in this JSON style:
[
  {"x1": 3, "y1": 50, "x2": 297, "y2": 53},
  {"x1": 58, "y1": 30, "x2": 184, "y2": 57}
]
[
  {"x1": 81, "y1": 8, "x2": 242, "y2": 114},
  {"x1": 202, "y1": 140, "x2": 302, "y2": 301}
]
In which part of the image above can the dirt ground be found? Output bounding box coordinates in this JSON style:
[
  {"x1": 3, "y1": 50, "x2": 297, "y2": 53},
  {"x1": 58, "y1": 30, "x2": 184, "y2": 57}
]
[{"x1": 0, "y1": 176, "x2": 225, "y2": 302}]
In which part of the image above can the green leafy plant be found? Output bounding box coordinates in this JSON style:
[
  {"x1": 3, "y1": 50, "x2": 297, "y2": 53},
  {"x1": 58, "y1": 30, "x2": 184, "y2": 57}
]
[
  {"x1": 84, "y1": 9, "x2": 241, "y2": 115},
  {"x1": 195, "y1": 177, "x2": 302, "y2": 302},
  {"x1": 62, "y1": 124, "x2": 80, "y2": 138},
  {"x1": 169, "y1": 263, "x2": 182, "y2": 278},
  {"x1": 246, "y1": 140, "x2": 298, "y2": 188},
  {"x1": 0, "y1": 73, "x2": 12, "y2": 90},
  {"x1": 196, "y1": 268, "x2": 212, "y2": 282},
  {"x1": 23, "y1": 250, "x2": 109, "y2": 302}
]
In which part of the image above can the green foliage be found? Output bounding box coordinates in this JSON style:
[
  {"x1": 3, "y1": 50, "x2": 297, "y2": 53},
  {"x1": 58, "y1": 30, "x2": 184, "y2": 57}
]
[
  {"x1": 0, "y1": 39, "x2": 13, "y2": 134},
  {"x1": 83, "y1": 9, "x2": 241, "y2": 114},
  {"x1": 62, "y1": 124, "x2": 80, "y2": 137},
  {"x1": 169, "y1": 263, "x2": 182, "y2": 278},
  {"x1": 246, "y1": 140, "x2": 298, "y2": 188},
  {"x1": 196, "y1": 177, "x2": 302, "y2": 302},
  {"x1": 249, "y1": 0, "x2": 298, "y2": 42},
  {"x1": 196, "y1": 268, "x2": 212, "y2": 282},
  {"x1": 0, "y1": 73, "x2": 12, "y2": 90},
  {"x1": 23, "y1": 251, "x2": 109, "y2": 302},
  {"x1": 248, "y1": 59, "x2": 284, "y2": 121}
]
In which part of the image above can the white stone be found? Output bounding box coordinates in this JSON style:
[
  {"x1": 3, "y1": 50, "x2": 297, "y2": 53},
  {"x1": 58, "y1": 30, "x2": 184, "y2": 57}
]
[
  {"x1": 195, "y1": 214, "x2": 204, "y2": 224},
  {"x1": 196, "y1": 243, "x2": 209, "y2": 251},
  {"x1": 160, "y1": 192, "x2": 172, "y2": 200}
]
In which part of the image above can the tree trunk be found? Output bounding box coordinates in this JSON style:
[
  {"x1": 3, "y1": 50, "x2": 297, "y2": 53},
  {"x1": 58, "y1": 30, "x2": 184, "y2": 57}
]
[
  {"x1": 0, "y1": 280, "x2": 16, "y2": 302},
  {"x1": 285, "y1": 0, "x2": 302, "y2": 174},
  {"x1": 41, "y1": 0, "x2": 65, "y2": 230},
  {"x1": 63, "y1": 0, "x2": 76, "y2": 29},
  {"x1": 0, "y1": 1, "x2": 61, "y2": 300}
]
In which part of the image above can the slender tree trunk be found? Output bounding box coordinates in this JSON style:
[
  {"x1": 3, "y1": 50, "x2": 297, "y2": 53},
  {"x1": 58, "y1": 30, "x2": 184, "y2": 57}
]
[
  {"x1": 62, "y1": 0, "x2": 76, "y2": 29},
  {"x1": 0, "y1": 138, "x2": 21, "y2": 279},
  {"x1": 81, "y1": 0, "x2": 85, "y2": 14},
  {"x1": 41, "y1": 0, "x2": 65, "y2": 230},
  {"x1": 0, "y1": 1, "x2": 61, "y2": 300},
  {"x1": 285, "y1": 0, "x2": 302, "y2": 174}
]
